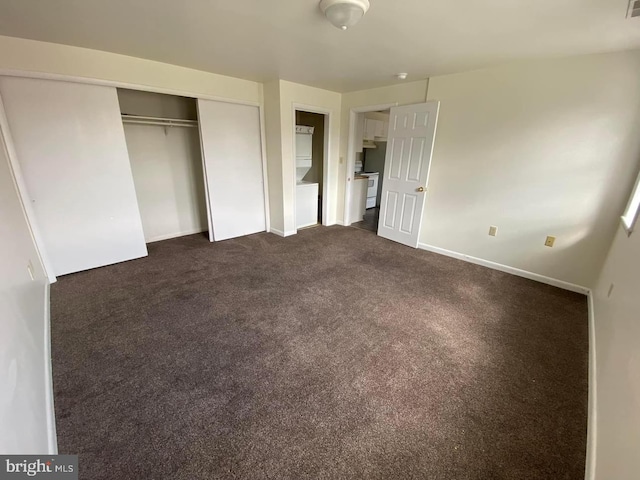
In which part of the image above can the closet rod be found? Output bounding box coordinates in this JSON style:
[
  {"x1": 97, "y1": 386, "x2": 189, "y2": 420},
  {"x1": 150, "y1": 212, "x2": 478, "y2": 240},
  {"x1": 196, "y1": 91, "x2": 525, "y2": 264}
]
[{"x1": 121, "y1": 114, "x2": 198, "y2": 128}]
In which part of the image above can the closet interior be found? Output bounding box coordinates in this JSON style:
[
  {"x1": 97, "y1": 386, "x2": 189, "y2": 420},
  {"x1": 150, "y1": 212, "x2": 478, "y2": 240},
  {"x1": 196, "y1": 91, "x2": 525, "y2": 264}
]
[{"x1": 117, "y1": 89, "x2": 208, "y2": 244}]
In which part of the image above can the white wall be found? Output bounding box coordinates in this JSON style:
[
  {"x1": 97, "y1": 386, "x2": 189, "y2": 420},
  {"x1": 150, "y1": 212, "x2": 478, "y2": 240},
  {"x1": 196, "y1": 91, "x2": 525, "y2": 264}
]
[
  {"x1": 423, "y1": 51, "x2": 640, "y2": 288},
  {"x1": 592, "y1": 220, "x2": 640, "y2": 479},
  {"x1": 124, "y1": 125, "x2": 207, "y2": 242},
  {"x1": 0, "y1": 124, "x2": 53, "y2": 453},
  {"x1": 339, "y1": 81, "x2": 429, "y2": 223}
]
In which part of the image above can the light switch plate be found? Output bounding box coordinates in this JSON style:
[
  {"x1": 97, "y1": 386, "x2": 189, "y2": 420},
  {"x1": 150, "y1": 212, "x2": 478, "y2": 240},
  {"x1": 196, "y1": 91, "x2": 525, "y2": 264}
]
[
  {"x1": 488, "y1": 226, "x2": 498, "y2": 237},
  {"x1": 545, "y1": 236, "x2": 556, "y2": 247}
]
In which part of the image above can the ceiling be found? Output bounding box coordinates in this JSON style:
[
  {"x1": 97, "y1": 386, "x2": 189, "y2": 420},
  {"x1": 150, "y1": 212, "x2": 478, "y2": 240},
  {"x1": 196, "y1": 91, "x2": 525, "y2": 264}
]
[{"x1": 0, "y1": 0, "x2": 638, "y2": 92}]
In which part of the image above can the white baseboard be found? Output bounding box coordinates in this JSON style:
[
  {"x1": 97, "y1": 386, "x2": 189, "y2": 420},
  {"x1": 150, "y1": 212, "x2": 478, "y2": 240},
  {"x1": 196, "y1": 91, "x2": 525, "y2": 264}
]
[
  {"x1": 146, "y1": 228, "x2": 206, "y2": 243},
  {"x1": 585, "y1": 291, "x2": 597, "y2": 480},
  {"x1": 43, "y1": 283, "x2": 57, "y2": 454},
  {"x1": 417, "y1": 242, "x2": 590, "y2": 295},
  {"x1": 270, "y1": 228, "x2": 296, "y2": 237}
]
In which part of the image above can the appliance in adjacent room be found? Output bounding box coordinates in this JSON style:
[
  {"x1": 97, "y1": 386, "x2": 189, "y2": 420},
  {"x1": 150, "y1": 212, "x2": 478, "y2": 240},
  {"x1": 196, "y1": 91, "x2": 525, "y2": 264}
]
[
  {"x1": 363, "y1": 172, "x2": 379, "y2": 209},
  {"x1": 295, "y1": 125, "x2": 319, "y2": 228}
]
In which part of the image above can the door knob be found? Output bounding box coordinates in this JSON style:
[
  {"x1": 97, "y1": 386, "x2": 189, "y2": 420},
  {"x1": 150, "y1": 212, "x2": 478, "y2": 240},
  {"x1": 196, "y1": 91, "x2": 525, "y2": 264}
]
[{"x1": 417, "y1": 186, "x2": 425, "y2": 192}]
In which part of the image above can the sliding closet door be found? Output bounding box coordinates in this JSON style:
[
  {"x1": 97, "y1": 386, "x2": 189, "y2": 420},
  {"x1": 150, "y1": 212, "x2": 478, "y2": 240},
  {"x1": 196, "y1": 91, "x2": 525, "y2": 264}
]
[
  {"x1": 0, "y1": 77, "x2": 147, "y2": 275},
  {"x1": 197, "y1": 100, "x2": 266, "y2": 241}
]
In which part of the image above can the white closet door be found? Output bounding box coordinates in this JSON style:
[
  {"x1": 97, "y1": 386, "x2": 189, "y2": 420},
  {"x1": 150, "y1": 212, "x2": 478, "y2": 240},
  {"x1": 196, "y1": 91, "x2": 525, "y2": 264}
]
[
  {"x1": 0, "y1": 77, "x2": 147, "y2": 275},
  {"x1": 197, "y1": 100, "x2": 266, "y2": 241}
]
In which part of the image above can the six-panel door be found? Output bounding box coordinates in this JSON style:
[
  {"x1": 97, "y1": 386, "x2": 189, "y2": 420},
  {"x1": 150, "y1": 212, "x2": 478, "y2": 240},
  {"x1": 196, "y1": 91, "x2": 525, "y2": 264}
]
[{"x1": 378, "y1": 102, "x2": 440, "y2": 248}]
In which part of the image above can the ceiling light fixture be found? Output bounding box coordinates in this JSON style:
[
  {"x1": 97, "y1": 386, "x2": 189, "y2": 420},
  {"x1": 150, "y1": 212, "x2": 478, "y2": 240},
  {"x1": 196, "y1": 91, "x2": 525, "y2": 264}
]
[
  {"x1": 319, "y1": 0, "x2": 370, "y2": 31},
  {"x1": 396, "y1": 73, "x2": 408, "y2": 80}
]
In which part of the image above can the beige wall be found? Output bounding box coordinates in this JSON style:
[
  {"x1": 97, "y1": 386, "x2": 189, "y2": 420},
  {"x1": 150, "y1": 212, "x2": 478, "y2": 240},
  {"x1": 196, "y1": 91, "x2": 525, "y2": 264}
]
[
  {"x1": 0, "y1": 35, "x2": 261, "y2": 104},
  {"x1": 263, "y1": 80, "x2": 285, "y2": 233},
  {"x1": 592, "y1": 220, "x2": 640, "y2": 479},
  {"x1": 423, "y1": 51, "x2": 640, "y2": 288},
  {"x1": 339, "y1": 81, "x2": 428, "y2": 223}
]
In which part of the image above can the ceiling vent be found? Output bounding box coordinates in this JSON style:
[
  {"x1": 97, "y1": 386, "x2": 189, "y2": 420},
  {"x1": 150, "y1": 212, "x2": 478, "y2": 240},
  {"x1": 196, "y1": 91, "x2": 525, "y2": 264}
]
[{"x1": 628, "y1": 0, "x2": 640, "y2": 18}]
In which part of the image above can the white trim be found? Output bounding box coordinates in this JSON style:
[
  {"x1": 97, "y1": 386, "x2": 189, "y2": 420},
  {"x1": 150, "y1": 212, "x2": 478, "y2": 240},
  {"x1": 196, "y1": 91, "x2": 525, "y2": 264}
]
[
  {"x1": 585, "y1": 290, "x2": 597, "y2": 480},
  {"x1": 343, "y1": 102, "x2": 397, "y2": 226},
  {"x1": 43, "y1": 283, "x2": 58, "y2": 454},
  {"x1": 416, "y1": 242, "x2": 590, "y2": 294},
  {"x1": 258, "y1": 104, "x2": 271, "y2": 233},
  {"x1": 292, "y1": 103, "x2": 333, "y2": 233},
  {"x1": 270, "y1": 227, "x2": 296, "y2": 238},
  {"x1": 145, "y1": 228, "x2": 208, "y2": 243},
  {"x1": 0, "y1": 69, "x2": 260, "y2": 107},
  {"x1": 0, "y1": 94, "x2": 57, "y2": 283}
]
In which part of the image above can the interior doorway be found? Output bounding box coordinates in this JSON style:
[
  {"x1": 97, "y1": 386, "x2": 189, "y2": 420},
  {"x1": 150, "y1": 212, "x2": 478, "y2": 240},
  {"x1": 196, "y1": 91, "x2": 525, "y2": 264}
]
[
  {"x1": 294, "y1": 108, "x2": 328, "y2": 229},
  {"x1": 345, "y1": 101, "x2": 440, "y2": 248},
  {"x1": 348, "y1": 109, "x2": 391, "y2": 233}
]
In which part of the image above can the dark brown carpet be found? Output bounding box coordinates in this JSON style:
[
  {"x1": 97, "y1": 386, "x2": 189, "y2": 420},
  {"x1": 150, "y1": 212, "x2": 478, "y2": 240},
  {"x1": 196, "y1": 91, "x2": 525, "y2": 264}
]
[{"x1": 51, "y1": 226, "x2": 588, "y2": 480}]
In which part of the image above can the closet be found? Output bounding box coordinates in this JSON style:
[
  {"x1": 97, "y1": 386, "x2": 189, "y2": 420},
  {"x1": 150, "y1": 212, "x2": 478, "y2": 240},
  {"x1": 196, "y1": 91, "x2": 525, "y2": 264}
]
[
  {"x1": 117, "y1": 89, "x2": 208, "y2": 243},
  {"x1": 0, "y1": 76, "x2": 267, "y2": 277}
]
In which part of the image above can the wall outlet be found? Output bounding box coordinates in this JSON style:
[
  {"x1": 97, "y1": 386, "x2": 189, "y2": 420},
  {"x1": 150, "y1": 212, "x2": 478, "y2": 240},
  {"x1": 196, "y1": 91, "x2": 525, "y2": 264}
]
[
  {"x1": 545, "y1": 236, "x2": 556, "y2": 247},
  {"x1": 488, "y1": 226, "x2": 498, "y2": 237}
]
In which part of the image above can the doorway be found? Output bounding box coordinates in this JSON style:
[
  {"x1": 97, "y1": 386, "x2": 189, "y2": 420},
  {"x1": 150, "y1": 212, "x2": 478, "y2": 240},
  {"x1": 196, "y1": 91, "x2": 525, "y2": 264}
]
[
  {"x1": 294, "y1": 108, "x2": 328, "y2": 229},
  {"x1": 344, "y1": 102, "x2": 440, "y2": 248},
  {"x1": 349, "y1": 110, "x2": 390, "y2": 233}
]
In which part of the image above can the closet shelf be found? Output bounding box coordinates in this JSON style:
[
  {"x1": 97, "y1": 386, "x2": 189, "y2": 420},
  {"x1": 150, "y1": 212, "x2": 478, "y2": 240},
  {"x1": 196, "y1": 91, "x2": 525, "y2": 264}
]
[{"x1": 121, "y1": 114, "x2": 198, "y2": 128}]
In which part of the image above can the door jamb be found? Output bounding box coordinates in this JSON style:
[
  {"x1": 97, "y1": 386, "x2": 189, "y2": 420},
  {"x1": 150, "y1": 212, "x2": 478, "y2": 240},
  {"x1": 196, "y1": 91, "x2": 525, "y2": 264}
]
[{"x1": 343, "y1": 102, "x2": 397, "y2": 226}]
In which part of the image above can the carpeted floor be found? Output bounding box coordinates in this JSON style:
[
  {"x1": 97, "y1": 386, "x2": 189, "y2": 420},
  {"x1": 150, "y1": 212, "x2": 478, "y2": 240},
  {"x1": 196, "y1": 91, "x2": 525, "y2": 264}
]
[{"x1": 51, "y1": 226, "x2": 588, "y2": 480}]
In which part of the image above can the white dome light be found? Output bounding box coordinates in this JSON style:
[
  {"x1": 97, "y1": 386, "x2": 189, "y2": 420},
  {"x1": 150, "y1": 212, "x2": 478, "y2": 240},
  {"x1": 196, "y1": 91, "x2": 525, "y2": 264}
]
[{"x1": 319, "y1": 0, "x2": 370, "y2": 31}]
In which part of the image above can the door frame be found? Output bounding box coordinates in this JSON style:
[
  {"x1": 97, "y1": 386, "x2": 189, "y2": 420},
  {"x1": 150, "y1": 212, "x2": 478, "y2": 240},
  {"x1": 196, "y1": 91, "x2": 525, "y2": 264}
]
[
  {"x1": 343, "y1": 102, "x2": 397, "y2": 226},
  {"x1": 291, "y1": 103, "x2": 332, "y2": 230}
]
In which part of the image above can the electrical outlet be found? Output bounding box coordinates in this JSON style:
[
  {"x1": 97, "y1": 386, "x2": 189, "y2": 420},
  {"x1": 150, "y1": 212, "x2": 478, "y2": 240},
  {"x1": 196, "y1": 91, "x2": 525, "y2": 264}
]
[
  {"x1": 488, "y1": 226, "x2": 498, "y2": 237},
  {"x1": 545, "y1": 236, "x2": 556, "y2": 247}
]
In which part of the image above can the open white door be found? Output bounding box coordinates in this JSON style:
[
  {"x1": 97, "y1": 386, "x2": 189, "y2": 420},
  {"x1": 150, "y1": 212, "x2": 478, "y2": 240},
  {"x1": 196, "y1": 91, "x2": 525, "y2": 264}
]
[
  {"x1": 197, "y1": 100, "x2": 266, "y2": 241},
  {"x1": 378, "y1": 101, "x2": 439, "y2": 248}
]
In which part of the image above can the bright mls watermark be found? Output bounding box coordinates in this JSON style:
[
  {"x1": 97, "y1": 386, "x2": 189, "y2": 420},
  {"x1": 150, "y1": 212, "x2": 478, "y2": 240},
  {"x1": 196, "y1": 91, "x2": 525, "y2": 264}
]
[{"x1": 0, "y1": 456, "x2": 77, "y2": 479}]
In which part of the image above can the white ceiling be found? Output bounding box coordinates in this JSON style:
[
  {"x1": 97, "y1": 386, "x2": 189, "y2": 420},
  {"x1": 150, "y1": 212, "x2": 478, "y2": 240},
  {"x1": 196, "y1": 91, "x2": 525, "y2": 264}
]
[{"x1": 0, "y1": 0, "x2": 638, "y2": 92}]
